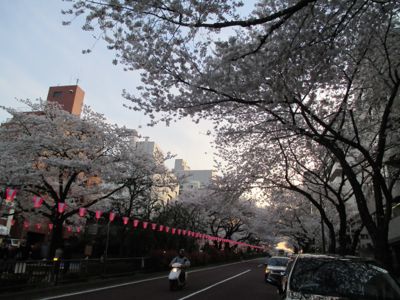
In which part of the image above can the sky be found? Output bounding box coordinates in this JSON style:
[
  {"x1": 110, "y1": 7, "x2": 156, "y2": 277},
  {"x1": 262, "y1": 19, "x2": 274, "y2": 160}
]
[{"x1": 0, "y1": 0, "x2": 216, "y2": 170}]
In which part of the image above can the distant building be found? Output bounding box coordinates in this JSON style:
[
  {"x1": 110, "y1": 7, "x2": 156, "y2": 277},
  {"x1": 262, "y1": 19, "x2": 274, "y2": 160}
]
[
  {"x1": 47, "y1": 85, "x2": 85, "y2": 116},
  {"x1": 173, "y1": 159, "x2": 214, "y2": 192},
  {"x1": 131, "y1": 138, "x2": 179, "y2": 204},
  {"x1": 134, "y1": 138, "x2": 163, "y2": 159}
]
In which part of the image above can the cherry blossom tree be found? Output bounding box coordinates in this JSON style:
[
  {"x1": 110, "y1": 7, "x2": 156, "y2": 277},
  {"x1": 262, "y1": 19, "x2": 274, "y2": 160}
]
[
  {"x1": 218, "y1": 132, "x2": 365, "y2": 254},
  {"x1": 66, "y1": 0, "x2": 400, "y2": 267},
  {"x1": 0, "y1": 100, "x2": 141, "y2": 256},
  {"x1": 269, "y1": 190, "x2": 324, "y2": 253},
  {"x1": 178, "y1": 179, "x2": 263, "y2": 250}
]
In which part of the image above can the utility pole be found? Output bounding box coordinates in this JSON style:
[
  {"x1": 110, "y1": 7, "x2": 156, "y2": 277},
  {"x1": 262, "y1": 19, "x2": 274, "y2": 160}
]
[{"x1": 320, "y1": 196, "x2": 326, "y2": 253}]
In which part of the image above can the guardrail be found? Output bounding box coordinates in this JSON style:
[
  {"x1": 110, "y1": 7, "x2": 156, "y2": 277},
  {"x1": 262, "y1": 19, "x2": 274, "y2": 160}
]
[{"x1": 0, "y1": 257, "x2": 151, "y2": 292}]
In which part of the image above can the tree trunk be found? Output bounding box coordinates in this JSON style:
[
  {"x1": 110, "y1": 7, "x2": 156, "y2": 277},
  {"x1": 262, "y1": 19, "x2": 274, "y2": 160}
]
[
  {"x1": 49, "y1": 219, "x2": 64, "y2": 259},
  {"x1": 373, "y1": 229, "x2": 393, "y2": 271},
  {"x1": 337, "y1": 203, "x2": 348, "y2": 255},
  {"x1": 350, "y1": 226, "x2": 363, "y2": 255},
  {"x1": 326, "y1": 220, "x2": 336, "y2": 254}
]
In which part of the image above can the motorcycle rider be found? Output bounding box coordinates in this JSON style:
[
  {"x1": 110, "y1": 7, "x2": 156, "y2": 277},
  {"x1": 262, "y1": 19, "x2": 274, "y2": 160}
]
[{"x1": 170, "y1": 249, "x2": 190, "y2": 283}]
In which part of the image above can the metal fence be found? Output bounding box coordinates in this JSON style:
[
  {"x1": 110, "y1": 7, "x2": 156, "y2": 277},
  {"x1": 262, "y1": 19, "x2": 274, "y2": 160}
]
[{"x1": 0, "y1": 257, "x2": 151, "y2": 292}]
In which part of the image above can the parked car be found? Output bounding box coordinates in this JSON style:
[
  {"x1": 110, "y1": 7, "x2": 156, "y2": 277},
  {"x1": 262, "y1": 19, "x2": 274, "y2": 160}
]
[
  {"x1": 267, "y1": 254, "x2": 400, "y2": 300},
  {"x1": 264, "y1": 256, "x2": 290, "y2": 285}
]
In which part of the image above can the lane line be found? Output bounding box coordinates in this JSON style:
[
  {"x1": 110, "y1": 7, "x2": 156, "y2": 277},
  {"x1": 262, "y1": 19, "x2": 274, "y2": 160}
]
[
  {"x1": 176, "y1": 269, "x2": 251, "y2": 300},
  {"x1": 38, "y1": 260, "x2": 259, "y2": 299},
  {"x1": 38, "y1": 275, "x2": 168, "y2": 300}
]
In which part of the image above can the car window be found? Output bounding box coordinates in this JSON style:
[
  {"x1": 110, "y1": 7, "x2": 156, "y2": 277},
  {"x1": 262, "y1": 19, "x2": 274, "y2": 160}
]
[
  {"x1": 268, "y1": 257, "x2": 289, "y2": 267},
  {"x1": 289, "y1": 257, "x2": 400, "y2": 299}
]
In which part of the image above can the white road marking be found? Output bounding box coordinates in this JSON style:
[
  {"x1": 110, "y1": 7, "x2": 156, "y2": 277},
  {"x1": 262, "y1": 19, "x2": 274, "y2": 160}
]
[
  {"x1": 176, "y1": 269, "x2": 251, "y2": 300},
  {"x1": 38, "y1": 260, "x2": 258, "y2": 299},
  {"x1": 38, "y1": 275, "x2": 168, "y2": 299}
]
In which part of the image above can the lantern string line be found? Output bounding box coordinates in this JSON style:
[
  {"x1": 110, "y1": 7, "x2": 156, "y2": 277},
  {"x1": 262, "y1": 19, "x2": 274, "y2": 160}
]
[{"x1": 3, "y1": 188, "x2": 264, "y2": 250}]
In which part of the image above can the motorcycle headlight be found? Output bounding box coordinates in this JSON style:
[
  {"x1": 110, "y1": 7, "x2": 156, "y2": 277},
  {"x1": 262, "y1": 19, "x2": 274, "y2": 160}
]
[
  {"x1": 172, "y1": 268, "x2": 178, "y2": 272},
  {"x1": 265, "y1": 268, "x2": 270, "y2": 274}
]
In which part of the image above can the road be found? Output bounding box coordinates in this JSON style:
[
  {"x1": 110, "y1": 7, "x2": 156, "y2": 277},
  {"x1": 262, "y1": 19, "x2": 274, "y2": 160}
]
[{"x1": 33, "y1": 259, "x2": 280, "y2": 300}]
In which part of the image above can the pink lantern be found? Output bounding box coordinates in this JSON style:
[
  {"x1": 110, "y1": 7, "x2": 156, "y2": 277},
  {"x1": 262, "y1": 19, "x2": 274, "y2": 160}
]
[
  {"x1": 133, "y1": 219, "x2": 139, "y2": 228},
  {"x1": 182, "y1": 230, "x2": 187, "y2": 236},
  {"x1": 142, "y1": 221, "x2": 148, "y2": 229},
  {"x1": 79, "y1": 207, "x2": 87, "y2": 217},
  {"x1": 23, "y1": 221, "x2": 29, "y2": 229},
  {"x1": 171, "y1": 228, "x2": 176, "y2": 235},
  {"x1": 177, "y1": 229, "x2": 182, "y2": 235},
  {"x1": 187, "y1": 230, "x2": 191, "y2": 237},
  {"x1": 95, "y1": 210, "x2": 102, "y2": 220},
  {"x1": 151, "y1": 223, "x2": 157, "y2": 230},
  {"x1": 123, "y1": 217, "x2": 129, "y2": 225},
  {"x1": 5, "y1": 188, "x2": 17, "y2": 202},
  {"x1": 109, "y1": 212, "x2": 116, "y2": 222},
  {"x1": 48, "y1": 223, "x2": 53, "y2": 230},
  {"x1": 35, "y1": 223, "x2": 42, "y2": 230},
  {"x1": 58, "y1": 203, "x2": 66, "y2": 214},
  {"x1": 159, "y1": 225, "x2": 164, "y2": 232},
  {"x1": 165, "y1": 226, "x2": 170, "y2": 233},
  {"x1": 77, "y1": 226, "x2": 81, "y2": 233},
  {"x1": 33, "y1": 196, "x2": 44, "y2": 208},
  {"x1": 67, "y1": 226, "x2": 72, "y2": 232}
]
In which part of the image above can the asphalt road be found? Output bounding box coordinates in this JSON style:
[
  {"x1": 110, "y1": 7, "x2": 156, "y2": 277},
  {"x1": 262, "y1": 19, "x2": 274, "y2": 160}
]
[{"x1": 31, "y1": 259, "x2": 280, "y2": 300}]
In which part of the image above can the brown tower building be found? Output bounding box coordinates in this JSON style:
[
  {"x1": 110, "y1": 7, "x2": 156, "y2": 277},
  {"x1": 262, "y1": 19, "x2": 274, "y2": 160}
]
[{"x1": 46, "y1": 85, "x2": 85, "y2": 116}]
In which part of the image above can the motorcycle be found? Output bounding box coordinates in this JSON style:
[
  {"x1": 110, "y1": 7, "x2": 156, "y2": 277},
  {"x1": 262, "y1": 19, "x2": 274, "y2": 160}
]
[{"x1": 168, "y1": 262, "x2": 187, "y2": 291}]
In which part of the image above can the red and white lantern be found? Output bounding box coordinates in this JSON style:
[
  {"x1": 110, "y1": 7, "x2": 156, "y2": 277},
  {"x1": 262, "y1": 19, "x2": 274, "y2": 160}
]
[
  {"x1": 142, "y1": 221, "x2": 148, "y2": 229},
  {"x1": 95, "y1": 210, "x2": 102, "y2": 220},
  {"x1": 171, "y1": 228, "x2": 176, "y2": 235},
  {"x1": 182, "y1": 230, "x2": 187, "y2": 236},
  {"x1": 79, "y1": 207, "x2": 87, "y2": 217},
  {"x1": 77, "y1": 226, "x2": 81, "y2": 233},
  {"x1": 67, "y1": 226, "x2": 72, "y2": 232},
  {"x1": 58, "y1": 203, "x2": 66, "y2": 214},
  {"x1": 123, "y1": 217, "x2": 129, "y2": 225},
  {"x1": 48, "y1": 223, "x2": 53, "y2": 230},
  {"x1": 11, "y1": 219, "x2": 16, "y2": 226},
  {"x1": 5, "y1": 188, "x2": 17, "y2": 202},
  {"x1": 35, "y1": 223, "x2": 42, "y2": 230},
  {"x1": 159, "y1": 225, "x2": 164, "y2": 232},
  {"x1": 109, "y1": 212, "x2": 116, "y2": 222},
  {"x1": 133, "y1": 219, "x2": 139, "y2": 228},
  {"x1": 23, "y1": 221, "x2": 29, "y2": 229},
  {"x1": 33, "y1": 196, "x2": 44, "y2": 208},
  {"x1": 165, "y1": 226, "x2": 170, "y2": 233},
  {"x1": 177, "y1": 229, "x2": 182, "y2": 235},
  {"x1": 151, "y1": 223, "x2": 157, "y2": 230}
]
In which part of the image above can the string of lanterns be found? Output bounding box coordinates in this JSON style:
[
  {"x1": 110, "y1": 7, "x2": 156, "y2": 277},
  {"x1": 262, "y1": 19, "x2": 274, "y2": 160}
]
[{"x1": 3, "y1": 188, "x2": 264, "y2": 250}]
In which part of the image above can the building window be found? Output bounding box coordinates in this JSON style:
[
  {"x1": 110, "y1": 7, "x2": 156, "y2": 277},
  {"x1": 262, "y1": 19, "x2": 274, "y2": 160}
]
[{"x1": 53, "y1": 91, "x2": 63, "y2": 98}]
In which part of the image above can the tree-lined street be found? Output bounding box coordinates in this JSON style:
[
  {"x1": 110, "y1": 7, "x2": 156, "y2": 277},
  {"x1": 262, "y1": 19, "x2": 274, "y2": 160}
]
[{"x1": 1, "y1": 0, "x2": 400, "y2": 298}]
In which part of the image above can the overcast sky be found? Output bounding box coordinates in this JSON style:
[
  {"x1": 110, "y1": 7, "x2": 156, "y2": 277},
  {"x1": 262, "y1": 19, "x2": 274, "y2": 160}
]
[{"x1": 0, "y1": 0, "x2": 216, "y2": 170}]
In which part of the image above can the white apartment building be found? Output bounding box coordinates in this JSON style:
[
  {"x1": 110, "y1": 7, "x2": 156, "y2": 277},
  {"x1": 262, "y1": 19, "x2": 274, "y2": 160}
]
[
  {"x1": 129, "y1": 136, "x2": 179, "y2": 204},
  {"x1": 173, "y1": 159, "x2": 215, "y2": 192}
]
